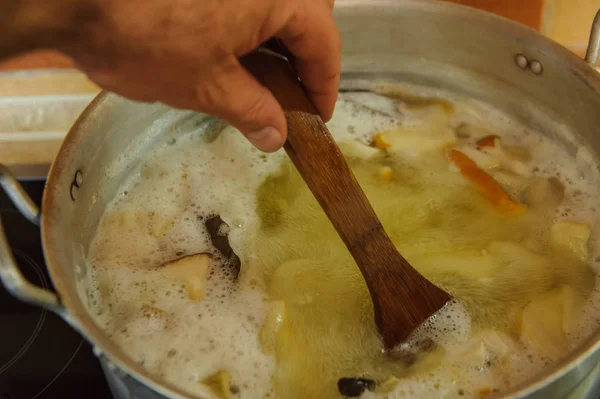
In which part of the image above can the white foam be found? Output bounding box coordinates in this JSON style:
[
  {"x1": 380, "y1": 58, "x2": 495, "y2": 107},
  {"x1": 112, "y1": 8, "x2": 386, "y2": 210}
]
[{"x1": 403, "y1": 300, "x2": 472, "y2": 351}]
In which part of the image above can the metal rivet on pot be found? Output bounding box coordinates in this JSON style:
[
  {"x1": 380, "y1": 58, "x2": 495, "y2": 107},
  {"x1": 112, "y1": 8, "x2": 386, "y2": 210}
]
[
  {"x1": 105, "y1": 360, "x2": 118, "y2": 372},
  {"x1": 515, "y1": 54, "x2": 529, "y2": 69},
  {"x1": 70, "y1": 183, "x2": 77, "y2": 201},
  {"x1": 530, "y1": 60, "x2": 543, "y2": 75},
  {"x1": 93, "y1": 346, "x2": 102, "y2": 358},
  {"x1": 74, "y1": 170, "x2": 83, "y2": 187}
]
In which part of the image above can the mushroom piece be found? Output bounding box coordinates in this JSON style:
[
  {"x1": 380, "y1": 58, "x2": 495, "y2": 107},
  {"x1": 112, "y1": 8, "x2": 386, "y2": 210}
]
[
  {"x1": 337, "y1": 378, "x2": 376, "y2": 397},
  {"x1": 204, "y1": 215, "x2": 241, "y2": 279}
]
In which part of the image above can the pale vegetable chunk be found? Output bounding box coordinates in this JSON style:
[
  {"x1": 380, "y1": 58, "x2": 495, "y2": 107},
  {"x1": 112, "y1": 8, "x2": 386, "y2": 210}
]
[
  {"x1": 523, "y1": 178, "x2": 565, "y2": 208},
  {"x1": 201, "y1": 370, "x2": 232, "y2": 399},
  {"x1": 160, "y1": 253, "x2": 211, "y2": 301},
  {"x1": 518, "y1": 286, "x2": 585, "y2": 362},
  {"x1": 503, "y1": 145, "x2": 531, "y2": 163},
  {"x1": 384, "y1": 126, "x2": 457, "y2": 158},
  {"x1": 488, "y1": 169, "x2": 529, "y2": 193},
  {"x1": 550, "y1": 221, "x2": 591, "y2": 262},
  {"x1": 339, "y1": 140, "x2": 382, "y2": 161},
  {"x1": 459, "y1": 330, "x2": 515, "y2": 367},
  {"x1": 259, "y1": 301, "x2": 286, "y2": 354}
]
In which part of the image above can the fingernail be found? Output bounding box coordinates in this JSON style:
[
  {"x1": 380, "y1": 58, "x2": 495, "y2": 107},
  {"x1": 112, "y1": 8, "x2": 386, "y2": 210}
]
[{"x1": 247, "y1": 127, "x2": 284, "y2": 152}]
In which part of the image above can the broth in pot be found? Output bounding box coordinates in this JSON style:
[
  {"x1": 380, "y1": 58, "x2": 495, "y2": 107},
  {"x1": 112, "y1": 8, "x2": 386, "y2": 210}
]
[{"x1": 84, "y1": 84, "x2": 600, "y2": 399}]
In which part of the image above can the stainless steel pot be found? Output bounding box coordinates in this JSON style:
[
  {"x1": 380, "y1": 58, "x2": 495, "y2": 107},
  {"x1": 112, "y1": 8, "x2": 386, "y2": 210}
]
[{"x1": 2, "y1": 1, "x2": 600, "y2": 398}]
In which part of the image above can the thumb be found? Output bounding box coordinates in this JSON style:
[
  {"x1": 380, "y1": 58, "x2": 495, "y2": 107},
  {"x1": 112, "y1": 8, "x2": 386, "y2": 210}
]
[{"x1": 198, "y1": 59, "x2": 287, "y2": 152}]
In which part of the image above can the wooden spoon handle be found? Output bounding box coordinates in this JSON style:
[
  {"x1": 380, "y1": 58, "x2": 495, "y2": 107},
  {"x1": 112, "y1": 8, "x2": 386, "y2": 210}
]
[{"x1": 241, "y1": 48, "x2": 390, "y2": 269}]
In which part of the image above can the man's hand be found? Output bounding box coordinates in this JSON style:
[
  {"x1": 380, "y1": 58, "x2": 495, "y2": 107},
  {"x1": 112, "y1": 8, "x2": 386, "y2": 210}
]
[{"x1": 42, "y1": 0, "x2": 339, "y2": 152}]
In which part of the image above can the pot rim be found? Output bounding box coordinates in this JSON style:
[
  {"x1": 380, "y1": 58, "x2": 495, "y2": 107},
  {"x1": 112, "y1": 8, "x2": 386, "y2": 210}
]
[{"x1": 41, "y1": 0, "x2": 600, "y2": 398}]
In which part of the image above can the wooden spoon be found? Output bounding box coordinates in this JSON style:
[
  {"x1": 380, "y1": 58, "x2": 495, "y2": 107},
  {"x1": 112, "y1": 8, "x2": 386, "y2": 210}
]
[{"x1": 240, "y1": 41, "x2": 451, "y2": 350}]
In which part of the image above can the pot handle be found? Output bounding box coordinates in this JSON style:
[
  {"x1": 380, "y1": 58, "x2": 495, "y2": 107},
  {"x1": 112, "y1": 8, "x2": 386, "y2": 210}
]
[
  {"x1": 0, "y1": 164, "x2": 64, "y2": 314},
  {"x1": 585, "y1": 9, "x2": 600, "y2": 66}
]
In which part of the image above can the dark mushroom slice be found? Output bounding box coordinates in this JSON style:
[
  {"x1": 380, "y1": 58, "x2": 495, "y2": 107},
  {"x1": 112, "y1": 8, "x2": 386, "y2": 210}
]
[
  {"x1": 203, "y1": 215, "x2": 241, "y2": 279},
  {"x1": 337, "y1": 378, "x2": 376, "y2": 397}
]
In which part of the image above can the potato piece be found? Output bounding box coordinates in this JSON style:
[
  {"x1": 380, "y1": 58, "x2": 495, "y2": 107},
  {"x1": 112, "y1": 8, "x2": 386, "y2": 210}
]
[
  {"x1": 550, "y1": 221, "x2": 591, "y2": 262},
  {"x1": 384, "y1": 127, "x2": 456, "y2": 158},
  {"x1": 518, "y1": 286, "x2": 585, "y2": 361},
  {"x1": 520, "y1": 302, "x2": 565, "y2": 362},
  {"x1": 459, "y1": 330, "x2": 515, "y2": 367},
  {"x1": 448, "y1": 150, "x2": 526, "y2": 215},
  {"x1": 504, "y1": 146, "x2": 531, "y2": 163},
  {"x1": 488, "y1": 170, "x2": 529, "y2": 193},
  {"x1": 459, "y1": 340, "x2": 486, "y2": 366},
  {"x1": 259, "y1": 301, "x2": 286, "y2": 354},
  {"x1": 558, "y1": 286, "x2": 587, "y2": 335},
  {"x1": 339, "y1": 140, "x2": 382, "y2": 160},
  {"x1": 160, "y1": 253, "x2": 211, "y2": 301},
  {"x1": 523, "y1": 178, "x2": 565, "y2": 208},
  {"x1": 201, "y1": 370, "x2": 232, "y2": 399}
]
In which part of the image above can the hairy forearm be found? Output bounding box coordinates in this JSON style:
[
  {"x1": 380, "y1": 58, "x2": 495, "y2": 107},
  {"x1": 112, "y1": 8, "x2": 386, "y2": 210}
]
[{"x1": 0, "y1": 0, "x2": 100, "y2": 59}]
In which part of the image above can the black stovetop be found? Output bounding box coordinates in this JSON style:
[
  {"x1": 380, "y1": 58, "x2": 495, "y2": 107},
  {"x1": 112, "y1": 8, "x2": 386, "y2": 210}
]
[{"x1": 0, "y1": 180, "x2": 112, "y2": 399}]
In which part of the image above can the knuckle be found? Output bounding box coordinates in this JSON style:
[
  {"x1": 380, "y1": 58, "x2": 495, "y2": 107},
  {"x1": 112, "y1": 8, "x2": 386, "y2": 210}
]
[
  {"x1": 195, "y1": 82, "x2": 222, "y2": 111},
  {"x1": 194, "y1": 64, "x2": 237, "y2": 109},
  {"x1": 194, "y1": 70, "x2": 270, "y2": 129},
  {"x1": 237, "y1": 89, "x2": 271, "y2": 125}
]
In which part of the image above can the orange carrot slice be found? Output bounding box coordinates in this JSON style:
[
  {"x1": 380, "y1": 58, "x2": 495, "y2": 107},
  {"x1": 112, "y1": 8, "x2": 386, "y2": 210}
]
[
  {"x1": 476, "y1": 135, "x2": 500, "y2": 148},
  {"x1": 448, "y1": 149, "x2": 526, "y2": 215}
]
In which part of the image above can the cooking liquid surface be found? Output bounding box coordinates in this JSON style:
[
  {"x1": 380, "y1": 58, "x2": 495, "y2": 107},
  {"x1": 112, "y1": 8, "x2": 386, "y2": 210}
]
[{"x1": 85, "y1": 87, "x2": 600, "y2": 399}]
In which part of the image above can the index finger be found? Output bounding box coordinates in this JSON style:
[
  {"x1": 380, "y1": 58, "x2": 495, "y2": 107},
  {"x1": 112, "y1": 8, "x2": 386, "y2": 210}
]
[{"x1": 278, "y1": 3, "x2": 341, "y2": 121}]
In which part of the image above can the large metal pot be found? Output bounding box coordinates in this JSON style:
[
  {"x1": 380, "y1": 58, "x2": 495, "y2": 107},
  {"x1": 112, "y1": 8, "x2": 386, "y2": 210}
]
[{"x1": 2, "y1": 1, "x2": 600, "y2": 398}]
